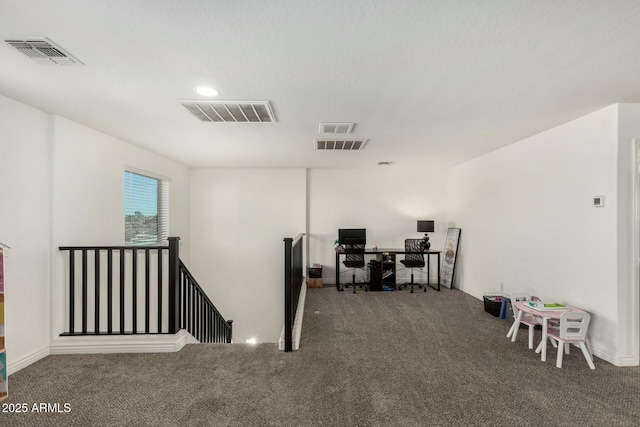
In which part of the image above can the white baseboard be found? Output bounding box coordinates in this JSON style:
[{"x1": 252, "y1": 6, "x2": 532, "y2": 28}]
[
  {"x1": 459, "y1": 285, "x2": 483, "y2": 300},
  {"x1": 8, "y1": 331, "x2": 199, "y2": 375},
  {"x1": 49, "y1": 329, "x2": 195, "y2": 355},
  {"x1": 614, "y1": 354, "x2": 640, "y2": 366},
  {"x1": 592, "y1": 346, "x2": 638, "y2": 367},
  {"x1": 7, "y1": 346, "x2": 50, "y2": 376}
]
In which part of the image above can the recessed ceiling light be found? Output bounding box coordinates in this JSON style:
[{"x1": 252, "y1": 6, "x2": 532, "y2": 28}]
[{"x1": 195, "y1": 86, "x2": 220, "y2": 97}]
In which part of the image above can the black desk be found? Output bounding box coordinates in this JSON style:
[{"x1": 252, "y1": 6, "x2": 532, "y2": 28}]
[{"x1": 335, "y1": 248, "x2": 441, "y2": 292}]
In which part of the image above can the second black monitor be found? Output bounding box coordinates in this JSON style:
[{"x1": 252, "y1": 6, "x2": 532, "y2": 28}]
[{"x1": 338, "y1": 228, "x2": 366, "y2": 245}]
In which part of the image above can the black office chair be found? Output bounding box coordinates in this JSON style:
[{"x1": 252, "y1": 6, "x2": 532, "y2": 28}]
[
  {"x1": 342, "y1": 238, "x2": 367, "y2": 293},
  {"x1": 399, "y1": 239, "x2": 426, "y2": 293}
]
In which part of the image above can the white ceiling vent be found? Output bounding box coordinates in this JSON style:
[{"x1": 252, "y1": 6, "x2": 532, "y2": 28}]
[
  {"x1": 315, "y1": 139, "x2": 368, "y2": 150},
  {"x1": 319, "y1": 122, "x2": 354, "y2": 134},
  {"x1": 179, "y1": 101, "x2": 276, "y2": 123},
  {"x1": 4, "y1": 37, "x2": 83, "y2": 65}
]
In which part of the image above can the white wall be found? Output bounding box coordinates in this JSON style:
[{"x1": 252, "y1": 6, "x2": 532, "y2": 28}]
[
  {"x1": 0, "y1": 95, "x2": 52, "y2": 372},
  {"x1": 190, "y1": 168, "x2": 306, "y2": 343},
  {"x1": 49, "y1": 116, "x2": 191, "y2": 347},
  {"x1": 308, "y1": 168, "x2": 448, "y2": 285},
  {"x1": 446, "y1": 105, "x2": 635, "y2": 365}
]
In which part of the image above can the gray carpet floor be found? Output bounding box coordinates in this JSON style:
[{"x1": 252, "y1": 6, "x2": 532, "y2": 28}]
[{"x1": 2, "y1": 286, "x2": 639, "y2": 426}]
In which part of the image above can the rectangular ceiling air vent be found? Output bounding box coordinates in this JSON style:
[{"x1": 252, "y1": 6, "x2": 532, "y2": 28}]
[
  {"x1": 319, "y1": 122, "x2": 354, "y2": 134},
  {"x1": 4, "y1": 37, "x2": 83, "y2": 65},
  {"x1": 179, "y1": 101, "x2": 276, "y2": 123},
  {"x1": 315, "y1": 139, "x2": 368, "y2": 150}
]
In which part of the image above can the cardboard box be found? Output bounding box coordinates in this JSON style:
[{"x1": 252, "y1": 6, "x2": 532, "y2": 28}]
[{"x1": 307, "y1": 278, "x2": 323, "y2": 288}]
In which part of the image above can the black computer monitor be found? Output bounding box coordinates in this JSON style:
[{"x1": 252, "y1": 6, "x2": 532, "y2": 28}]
[{"x1": 338, "y1": 228, "x2": 366, "y2": 245}]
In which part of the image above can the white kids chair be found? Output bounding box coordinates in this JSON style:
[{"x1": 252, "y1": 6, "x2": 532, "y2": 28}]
[
  {"x1": 544, "y1": 311, "x2": 595, "y2": 369},
  {"x1": 507, "y1": 294, "x2": 542, "y2": 350}
]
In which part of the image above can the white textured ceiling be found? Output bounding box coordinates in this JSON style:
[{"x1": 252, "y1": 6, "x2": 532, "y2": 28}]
[{"x1": 1, "y1": 1, "x2": 640, "y2": 169}]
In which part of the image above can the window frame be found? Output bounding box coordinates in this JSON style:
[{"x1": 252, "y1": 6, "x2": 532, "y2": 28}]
[{"x1": 124, "y1": 168, "x2": 169, "y2": 246}]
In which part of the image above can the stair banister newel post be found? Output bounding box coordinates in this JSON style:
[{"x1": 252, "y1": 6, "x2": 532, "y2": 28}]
[
  {"x1": 227, "y1": 320, "x2": 233, "y2": 343},
  {"x1": 284, "y1": 237, "x2": 293, "y2": 352},
  {"x1": 168, "y1": 237, "x2": 181, "y2": 334},
  {"x1": 283, "y1": 233, "x2": 304, "y2": 352}
]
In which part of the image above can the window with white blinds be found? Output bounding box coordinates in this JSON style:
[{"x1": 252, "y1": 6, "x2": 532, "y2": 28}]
[{"x1": 124, "y1": 171, "x2": 169, "y2": 245}]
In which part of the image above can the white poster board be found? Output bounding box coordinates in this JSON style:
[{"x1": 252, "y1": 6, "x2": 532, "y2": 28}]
[{"x1": 440, "y1": 228, "x2": 461, "y2": 289}]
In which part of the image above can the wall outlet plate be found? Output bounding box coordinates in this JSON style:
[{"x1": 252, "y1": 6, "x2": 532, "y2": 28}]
[{"x1": 593, "y1": 196, "x2": 605, "y2": 207}]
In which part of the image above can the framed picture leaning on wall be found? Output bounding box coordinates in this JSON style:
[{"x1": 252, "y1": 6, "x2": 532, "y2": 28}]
[{"x1": 441, "y1": 228, "x2": 461, "y2": 289}]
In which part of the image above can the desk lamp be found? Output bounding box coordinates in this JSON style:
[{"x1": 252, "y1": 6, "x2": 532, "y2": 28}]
[{"x1": 417, "y1": 220, "x2": 434, "y2": 250}]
